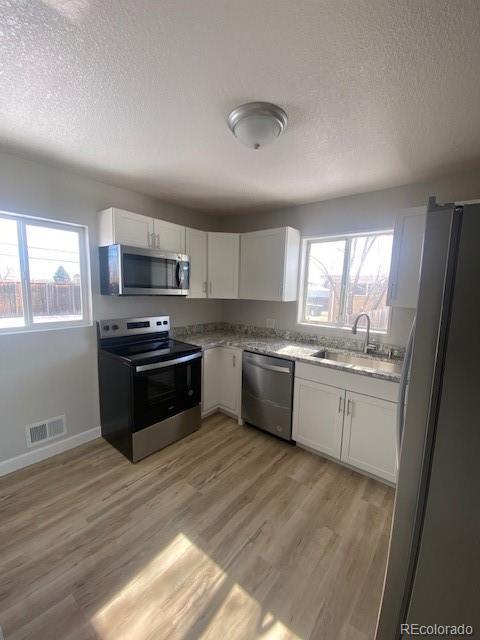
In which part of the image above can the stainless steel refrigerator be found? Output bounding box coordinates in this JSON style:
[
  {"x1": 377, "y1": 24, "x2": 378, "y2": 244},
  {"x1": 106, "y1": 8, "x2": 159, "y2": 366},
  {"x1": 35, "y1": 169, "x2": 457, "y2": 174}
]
[{"x1": 375, "y1": 197, "x2": 480, "y2": 638}]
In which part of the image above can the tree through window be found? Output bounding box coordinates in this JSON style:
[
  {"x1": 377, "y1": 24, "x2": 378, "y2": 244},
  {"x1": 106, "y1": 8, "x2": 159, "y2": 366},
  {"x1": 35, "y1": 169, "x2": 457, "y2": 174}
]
[{"x1": 301, "y1": 231, "x2": 394, "y2": 332}]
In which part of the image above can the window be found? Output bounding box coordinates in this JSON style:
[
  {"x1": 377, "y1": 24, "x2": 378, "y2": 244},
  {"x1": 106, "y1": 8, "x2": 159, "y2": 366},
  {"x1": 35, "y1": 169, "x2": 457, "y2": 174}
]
[
  {"x1": 0, "y1": 212, "x2": 91, "y2": 332},
  {"x1": 299, "y1": 230, "x2": 394, "y2": 332}
]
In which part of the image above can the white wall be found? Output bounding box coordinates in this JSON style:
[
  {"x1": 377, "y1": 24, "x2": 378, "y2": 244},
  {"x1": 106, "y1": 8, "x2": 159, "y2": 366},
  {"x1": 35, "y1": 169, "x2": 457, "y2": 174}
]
[
  {"x1": 0, "y1": 150, "x2": 222, "y2": 463},
  {"x1": 220, "y1": 167, "x2": 480, "y2": 345},
  {"x1": 2, "y1": 148, "x2": 480, "y2": 467}
]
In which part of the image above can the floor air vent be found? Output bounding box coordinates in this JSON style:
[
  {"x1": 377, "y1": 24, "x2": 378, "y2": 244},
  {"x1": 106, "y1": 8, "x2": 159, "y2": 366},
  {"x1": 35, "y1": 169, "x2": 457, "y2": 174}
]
[{"x1": 26, "y1": 415, "x2": 66, "y2": 447}]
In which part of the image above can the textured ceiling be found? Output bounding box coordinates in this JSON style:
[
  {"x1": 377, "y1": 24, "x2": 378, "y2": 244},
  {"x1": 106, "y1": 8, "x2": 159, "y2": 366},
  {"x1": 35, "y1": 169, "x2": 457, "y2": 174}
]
[{"x1": 1, "y1": 0, "x2": 480, "y2": 213}]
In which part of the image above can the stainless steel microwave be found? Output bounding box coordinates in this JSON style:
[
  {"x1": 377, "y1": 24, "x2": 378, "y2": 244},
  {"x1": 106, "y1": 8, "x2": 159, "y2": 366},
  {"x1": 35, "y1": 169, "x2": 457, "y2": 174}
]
[{"x1": 99, "y1": 245, "x2": 190, "y2": 296}]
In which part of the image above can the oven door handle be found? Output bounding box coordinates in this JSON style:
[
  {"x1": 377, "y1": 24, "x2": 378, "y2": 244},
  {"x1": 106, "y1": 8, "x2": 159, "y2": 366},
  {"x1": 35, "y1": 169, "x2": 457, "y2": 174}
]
[{"x1": 135, "y1": 352, "x2": 202, "y2": 373}]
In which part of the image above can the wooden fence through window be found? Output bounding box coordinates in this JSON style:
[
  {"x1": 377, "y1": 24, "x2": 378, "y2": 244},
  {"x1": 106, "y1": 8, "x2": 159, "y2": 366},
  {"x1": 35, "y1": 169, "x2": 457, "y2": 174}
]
[{"x1": 0, "y1": 282, "x2": 81, "y2": 318}]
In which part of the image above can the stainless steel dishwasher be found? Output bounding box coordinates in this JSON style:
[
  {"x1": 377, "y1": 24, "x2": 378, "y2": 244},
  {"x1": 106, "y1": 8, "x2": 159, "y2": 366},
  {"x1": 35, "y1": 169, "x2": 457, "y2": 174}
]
[{"x1": 242, "y1": 351, "x2": 295, "y2": 441}]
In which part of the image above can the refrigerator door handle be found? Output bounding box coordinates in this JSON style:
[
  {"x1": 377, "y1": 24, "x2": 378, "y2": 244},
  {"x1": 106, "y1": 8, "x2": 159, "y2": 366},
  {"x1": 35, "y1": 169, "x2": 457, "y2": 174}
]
[{"x1": 396, "y1": 318, "x2": 416, "y2": 466}]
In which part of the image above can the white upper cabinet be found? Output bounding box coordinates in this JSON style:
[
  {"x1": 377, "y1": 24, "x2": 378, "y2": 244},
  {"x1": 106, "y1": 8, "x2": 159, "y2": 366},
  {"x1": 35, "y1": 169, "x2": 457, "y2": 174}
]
[
  {"x1": 387, "y1": 209, "x2": 426, "y2": 308},
  {"x1": 239, "y1": 227, "x2": 300, "y2": 301},
  {"x1": 98, "y1": 207, "x2": 155, "y2": 248},
  {"x1": 155, "y1": 219, "x2": 186, "y2": 253},
  {"x1": 207, "y1": 232, "x2": 240, "y2": 299},
  {"x1": 97, "y1": 207, "x2": 185, "y2": 252},
  {"x1": 186, "y1": 228, "x2": 208, "y2": 298}
]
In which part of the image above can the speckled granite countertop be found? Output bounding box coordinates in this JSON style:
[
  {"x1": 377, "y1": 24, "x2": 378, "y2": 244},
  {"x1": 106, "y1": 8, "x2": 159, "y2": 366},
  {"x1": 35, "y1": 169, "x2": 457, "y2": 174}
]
[{"x1": 180, "y1": 331, "x2": 402, "y2": 383}]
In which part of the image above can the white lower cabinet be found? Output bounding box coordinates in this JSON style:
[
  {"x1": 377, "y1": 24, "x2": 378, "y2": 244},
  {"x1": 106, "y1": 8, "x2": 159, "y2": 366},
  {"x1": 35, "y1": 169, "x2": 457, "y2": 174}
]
[
  {"x1": 202, "y1": 348, "x2": 220, "y2": 414},
  {"x1": 341, "y1": 391, "x2": 397, "y2": 483},
  {"x1": 202, "y1": 347, "x2": 242, "y2": 417},
  {"x1": 293, "y1": 379, "x2": 345, "y2": 459},
  {"x1": 293, "y1": 363, "x2": 398, "y2": 483}
]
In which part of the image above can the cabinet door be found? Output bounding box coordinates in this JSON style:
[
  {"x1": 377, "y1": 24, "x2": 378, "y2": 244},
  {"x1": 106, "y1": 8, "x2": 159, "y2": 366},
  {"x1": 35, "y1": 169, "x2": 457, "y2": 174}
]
[
  {"x1": 293, "y1": 378, "x2": 345, "y2": 459},
  {"x1": 207, "y1": 233, "x2": 239, "y2": 299},
  {"x1": 341, "y1": 391, "x2": 397, "y2": 483},
  {"x1": 154, "y1": 220, "x2": 186, "y2": 253},
  {"x1": 114, "y1": 208, "x2": 155, "y2": 248},
  {"x1": 239, "y1": 227, "x2": 300, "y2": 301},
  {"x1": 388, "y1": 211, "x2": 425, "y2": 308},
  {"x1": 240, "y1": 229, "x2": 284, "y2": 300},
  {"x1": 218, "y1": 347, "x2": 242, "y2": 413},
  {"x1": 186, "y1": 228, "x2": 208, "y2": 298},
  {"x1": 202, "y1": 348, "x2": 219, "y2": 413}
]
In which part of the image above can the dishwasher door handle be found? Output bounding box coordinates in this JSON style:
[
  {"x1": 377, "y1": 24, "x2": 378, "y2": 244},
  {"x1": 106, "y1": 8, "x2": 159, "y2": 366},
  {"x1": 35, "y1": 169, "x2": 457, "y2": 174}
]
[{"x1": 245, "y1": 358, "x2": 291, "y2": 374}]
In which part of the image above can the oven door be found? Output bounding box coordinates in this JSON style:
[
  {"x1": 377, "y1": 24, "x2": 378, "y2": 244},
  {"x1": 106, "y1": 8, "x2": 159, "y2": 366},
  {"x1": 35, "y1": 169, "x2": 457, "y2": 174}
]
[
  {"x1": 131, "y1": 352, "x2": 201, "y2": 431},
  {"x1": 121, "y1": 246, "x2": 189, "y2": 295}
]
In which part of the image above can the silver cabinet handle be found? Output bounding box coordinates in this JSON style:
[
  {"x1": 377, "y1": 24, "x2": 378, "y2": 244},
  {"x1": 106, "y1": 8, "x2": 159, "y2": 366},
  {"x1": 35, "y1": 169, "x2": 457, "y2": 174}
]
[
  {"x1": 390, "y1": 278, "x2": 398, "y2": 303},
  {"x1": 202, "y1": 281, "x2": 207, "y2": 294},
  {"x1": 233, "y1": 354, "x2": 236, "y2": 367},
  {"x1": 209, "y1": 281, "x2": 212, "y2": 295},
  {"x1": 346, "y1": 399, "x2": 352, "y2": 416},
  {"x1": 148, "y1": 231, "x2": 154, "y2": 247},
  {"x1": 338, "y1": 396, "x2": 342, "y2": 413},
  {"x1": 156, "y1": 233, "x2": 160, "y2": 249}
]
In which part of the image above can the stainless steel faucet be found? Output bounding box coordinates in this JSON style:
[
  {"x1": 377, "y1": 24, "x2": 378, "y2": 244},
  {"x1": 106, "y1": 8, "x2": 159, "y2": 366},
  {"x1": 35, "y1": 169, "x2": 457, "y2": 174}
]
[{"x1": 351, "y1": 313, "x2": 376, "y2": 354}]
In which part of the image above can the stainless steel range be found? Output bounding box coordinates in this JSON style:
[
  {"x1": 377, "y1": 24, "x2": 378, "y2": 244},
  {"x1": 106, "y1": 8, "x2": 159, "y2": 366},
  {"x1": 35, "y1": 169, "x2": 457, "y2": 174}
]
[{"x1": 97, "y1": 315, "x2": 202, "y2": 462}]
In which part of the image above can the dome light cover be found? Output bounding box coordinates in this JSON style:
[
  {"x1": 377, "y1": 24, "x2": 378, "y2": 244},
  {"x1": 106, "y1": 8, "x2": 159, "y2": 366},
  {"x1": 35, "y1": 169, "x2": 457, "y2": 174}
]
[{"x1": 228, "y1": 102, "x2": 287, "y2": 149}]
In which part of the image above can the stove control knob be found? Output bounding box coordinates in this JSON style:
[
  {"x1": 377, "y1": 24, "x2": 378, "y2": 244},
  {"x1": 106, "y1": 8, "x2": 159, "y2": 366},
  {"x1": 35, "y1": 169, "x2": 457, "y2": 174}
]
[
  {"x1": 111, "y1": 324, "x2": 119, "y2": 331},
  {"x1": 103, "y1": 325, "x2": 110, "y2": 331}
]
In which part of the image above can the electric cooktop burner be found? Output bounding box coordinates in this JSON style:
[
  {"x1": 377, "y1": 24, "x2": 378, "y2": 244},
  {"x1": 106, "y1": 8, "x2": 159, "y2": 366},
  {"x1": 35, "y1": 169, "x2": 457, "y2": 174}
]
[{"x1": 103, "y1": 338, "x2": 200, "y2": 365}]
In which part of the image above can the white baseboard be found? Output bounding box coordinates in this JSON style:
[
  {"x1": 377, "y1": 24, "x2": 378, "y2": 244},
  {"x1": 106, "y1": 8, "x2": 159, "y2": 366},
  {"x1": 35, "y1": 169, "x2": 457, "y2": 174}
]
[
  {"x1": 295, "y1": 441, "x2": 396, "y2": 487},
  {"x1": 201, "y1": 406, "x2": 240, "y2": 421},
  {"x1": 0, "y1": 426, "x2": 101, "y2": 478}
]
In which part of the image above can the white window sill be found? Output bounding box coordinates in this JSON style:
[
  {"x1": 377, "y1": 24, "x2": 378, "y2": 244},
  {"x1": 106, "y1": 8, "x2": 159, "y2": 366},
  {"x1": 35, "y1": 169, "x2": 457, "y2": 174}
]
[{"x1": 0, "y1": 320, "x2": 93, "y2": 337}]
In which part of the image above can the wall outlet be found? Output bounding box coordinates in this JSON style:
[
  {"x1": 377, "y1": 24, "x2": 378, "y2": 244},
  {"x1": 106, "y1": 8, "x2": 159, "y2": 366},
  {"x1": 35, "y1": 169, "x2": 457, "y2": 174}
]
[{"x1": 266, "y1": 318, "x2": 276, "y2": 329}]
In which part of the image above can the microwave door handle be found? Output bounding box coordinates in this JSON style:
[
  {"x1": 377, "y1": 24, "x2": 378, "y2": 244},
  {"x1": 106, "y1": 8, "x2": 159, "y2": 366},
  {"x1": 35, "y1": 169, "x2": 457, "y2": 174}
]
[
  {"x1": 178, "y1": 262, "x2": 185, "y2": 287},
  {"x1": 175, "y1": 261, "x2": 185, "y2": 288},
  {"x1": 175, "y1": 262, "x2": 181, "y2": 288}
]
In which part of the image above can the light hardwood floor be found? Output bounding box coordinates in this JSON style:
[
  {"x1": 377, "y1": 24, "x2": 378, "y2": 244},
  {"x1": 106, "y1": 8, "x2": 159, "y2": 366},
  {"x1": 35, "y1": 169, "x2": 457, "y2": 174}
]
[{"x1": 0, "y1": 413, "x2": 394, "y2": 640}]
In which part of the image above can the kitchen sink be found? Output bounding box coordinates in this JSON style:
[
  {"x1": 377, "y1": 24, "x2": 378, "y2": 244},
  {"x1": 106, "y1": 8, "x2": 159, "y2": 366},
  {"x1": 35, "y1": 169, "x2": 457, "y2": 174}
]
[{"x1": 311, "y1": 350, "x2": 403, "y2": 375}]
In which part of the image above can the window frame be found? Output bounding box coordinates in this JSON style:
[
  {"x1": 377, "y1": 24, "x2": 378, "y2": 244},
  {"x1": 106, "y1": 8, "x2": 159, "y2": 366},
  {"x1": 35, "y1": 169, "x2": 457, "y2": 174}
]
[
  {"x1": 0, "y1": 210, "x2": 92, "y2": 335},
  {"x1": 297, "y1": 229, "x2": 394, "y2": 334}
]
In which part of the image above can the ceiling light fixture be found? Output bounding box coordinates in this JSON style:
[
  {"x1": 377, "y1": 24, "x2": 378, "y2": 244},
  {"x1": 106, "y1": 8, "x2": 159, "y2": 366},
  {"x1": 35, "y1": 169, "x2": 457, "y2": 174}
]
[{"x1": 227, "y1": 102, "x2": 287, "y2": 150}]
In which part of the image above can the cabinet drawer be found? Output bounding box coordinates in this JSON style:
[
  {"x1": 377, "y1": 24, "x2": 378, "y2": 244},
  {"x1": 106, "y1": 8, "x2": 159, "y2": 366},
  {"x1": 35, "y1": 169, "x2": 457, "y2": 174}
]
[{"x1": 295, "y1": 362, "x2": 398, "y2": 402}]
